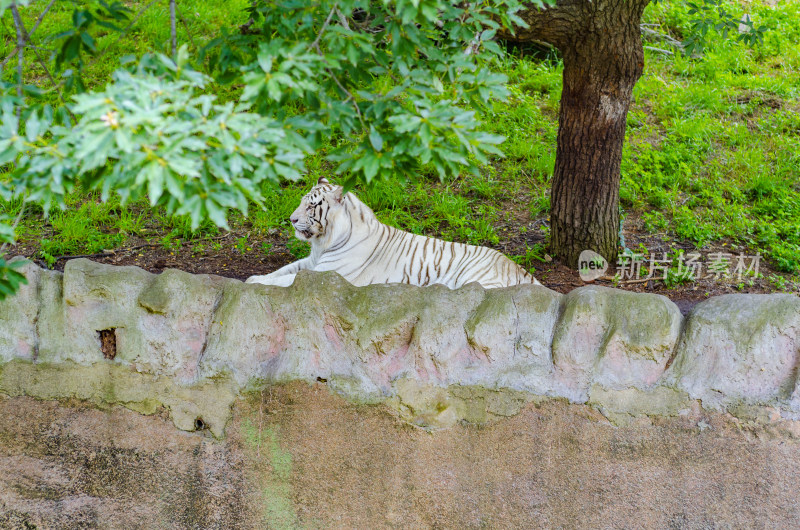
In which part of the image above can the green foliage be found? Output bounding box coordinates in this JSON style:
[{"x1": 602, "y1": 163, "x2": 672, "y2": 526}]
[
  {"x1": 1, "y1": 0, "x2": 799, "y2": 301},
  {"x1": 0, "y1": 258, "x2": 27, "y2": 300},
  {"x1": 661, "y1": 250, "x2": 695, "y2": 288},
  {"x1": 0, "y1": 0, "x2": 547, "y2": 297},
  {"x1": 511, "y1": 243, "x2": 547, "y2": 270},
  {"x1": 286, "y1": 237, "x2": 310, "y2": 260},
  {"x1": 659, "y1": 0, "x2": 768, "y2": 56},
  {"x1": 39, "y1": 208, "x2": 126, "y2": 260},
  {"x1": 0, "y1": 0, "x2": 32, "y2": 17},
  {"x1": 0, "y1": 209, "x2": 27, "y2": 299},
  {"x1": 203, "y1": 0, "x2": 545, "y2": 186},
  {"x1": 621, "y1": 0, "x2": 800, "y2": 276},
  {"x1": 1, "y1": 47, "x2": 309, "y2": 230},
  {"x1": 235, "y1": 236, "x2": 251, "y2": 254},
  {"x1": 51, "y1": 1, "x2": 132, "y2": 92}
]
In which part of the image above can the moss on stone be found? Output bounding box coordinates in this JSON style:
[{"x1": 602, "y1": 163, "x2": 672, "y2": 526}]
[
  {"x1": 241, "y1": 418, "x2": 300, "y2": 529},
  {"x1": 0, "y1": 360, "x2": 237, "y2": 437},
  {"x1": 388, "y1": 377, "x2": 545, "y2": 429},
  {"x1": 587, "y1": 384, "x2": 692, "y2": 425}
]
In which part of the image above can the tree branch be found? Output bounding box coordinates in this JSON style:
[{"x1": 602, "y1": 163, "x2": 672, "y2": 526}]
[
  {"x1": 85, "y1": 0, "x2": 160, "y2": 69},
  {"x1": 310, "y1": 3, "x2": 338, "y2": 51},
  {"x1": 0, "y1": 0, "x2": 56, "y2": 73},
  {"x1": 640, "y1": 25, "x2": 683, "y2": 50},
  {"x1": 308, "y1": 7, "x2": 365, "y2": 130},
  {"x1": 643, "y1": 45, "x2": 674, "y2": 56},
  {"x1": 10, "y1": 2, "x2": 25, "y2": 122},
  {"x1": 173, "y1": 2, "x2": 197, "y2": 49},
  {"x1": 496, "y1": 0, "x2": 585, "y2": 49},
  {"x1": 335, "y1": 7, "x2": 351, "y2": 31},
  {"x1": 311, "y1": 41, "x2": 366, "y2": 129},
  {"x1": 31, "y1": 0, "x2": 57, "y2": 33},
  {"x1": 170, "y1": 0, "x2": 177, "y2": 57},
  {"x1": 7, "y1": 7, "x2": 76, "y2": 121}
]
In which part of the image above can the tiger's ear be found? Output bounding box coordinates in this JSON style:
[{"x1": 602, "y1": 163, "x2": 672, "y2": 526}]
[
  {"x1": 317, "y1": 177, "x2": 330, "y2": 186},
  {"x1": 330, "y1": 185, "x2": 344, "y2": 203}
]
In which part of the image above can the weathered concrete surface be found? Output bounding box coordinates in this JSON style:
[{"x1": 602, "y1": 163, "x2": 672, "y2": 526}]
[
  {"x1": 0, "y1": 360, "x2": 237, "y2": 437},
  {"x1": 0, "y1": 394, "x2": 254, "y2": 529},
  {"x1": 667, "y1": 293, "x2": 800, "y2": 415},
  {"x1": 1, "y1": 258, "x2": 800, "y2": 432},
  {"x1": 0, "y1": 259, "x2": 46, "y2": 363},
  {"x1": 3, "y1": 257, "x2": 800, "y2": 528},
  {"x1": 552, "y1": 285, "x2": 683, "y2": 401},
  {"x1": 199, "y1": 272, "x2": 564, "y2": 401},
  {"x1": 41, "y1": 260, "x2": 234, "y2": 385},
  {"x1": 3, "y1": 384, "x2": 800, "y2": 529}
]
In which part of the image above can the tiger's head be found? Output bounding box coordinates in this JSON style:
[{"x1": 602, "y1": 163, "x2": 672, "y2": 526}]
[{"x1": 289, "y1": 177, "x2": 345, "y2": 242}]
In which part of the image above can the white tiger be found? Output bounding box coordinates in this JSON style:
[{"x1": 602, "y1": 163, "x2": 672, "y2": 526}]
[{"x1": 245, "y1": 178, "x2": 541, "y2": 289}]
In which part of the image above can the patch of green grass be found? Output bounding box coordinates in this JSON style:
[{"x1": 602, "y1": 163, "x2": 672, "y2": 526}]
[
  {"x1": 286, "y1": 237, "x2": 310, "y2": 260},
  {"x1": 29, "y1": 195, "x2": 143, "y2": 264},
  {"x1": 511, "y1": 243, "x2": 548, "y2": 271},
  {"x1": 618, "y1": 0, "x2": 800, "y2": 273},
  {"x1": 1, "y1": 0, "x2": 251, "y2": 97}
]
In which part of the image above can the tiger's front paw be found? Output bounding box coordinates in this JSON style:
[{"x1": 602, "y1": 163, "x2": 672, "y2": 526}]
[
  {"x1": 245, "y1": 274, "x2": 272, "y2": 285},
  {"x1": 245, "y1": 273, "x2": 296, "y2": 287}
]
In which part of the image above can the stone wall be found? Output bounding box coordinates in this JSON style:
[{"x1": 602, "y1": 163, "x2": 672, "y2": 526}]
[
  {"x1": 1, "y1": 257, "x2": 799, "y2": 433},
  {"x1": 1, "y1": 258, "x2": 800, "y2": 527}
]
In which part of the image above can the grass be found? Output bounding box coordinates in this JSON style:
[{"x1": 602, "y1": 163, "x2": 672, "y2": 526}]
[
  {"x1": 0, "y1": 0, "x2": 250, "y2": 101},
  {"x1": 618, "y1": 0, "x2": 800, "y2": 273},
  {"x1": 1, "y1": 0, "x2": 799, "y2": 287}
]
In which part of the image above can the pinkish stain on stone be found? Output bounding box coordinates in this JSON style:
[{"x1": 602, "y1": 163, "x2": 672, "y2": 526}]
[
  {"x1": 268, "y1": 317, "x2": 287, "y2": 356},
  {"x1": 177, "y1": 363, "x2": 198, "y2": 382},
  {"x1": 364, "y1": 343, "x2": 411, "y2": 389},
  {"x1": 415, "y1": 354, "x2": 444, "y2": 383},
  {"x1": 456, "y1": 345, "x2": 485, "y2": 365},
  {"x1": 309, "y1": 349, "x2": 322, "y2": 371},
  {"x1": 16, "y1": 339, "x2": 32, "y2": 360},
  {"x1": 323, "y1": 322, "x2": 344, "y2": 351},
  {"x1": 387, "y1": 344, "x2": 411, "y2": 375},
  {"x1": 180, "y1": 326, "x2": 206, "y2": 355},
  {"x1": 66, "y1": 305, "x2": 88, "y2": 323},
  {"x1": 643, "y1": 370, "x2": 663, "y2": 386}
]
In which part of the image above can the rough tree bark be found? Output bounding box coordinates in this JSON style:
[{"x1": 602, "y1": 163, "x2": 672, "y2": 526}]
[{"x1": 501, "y1": 0, "x2": 651, "y2": 267}]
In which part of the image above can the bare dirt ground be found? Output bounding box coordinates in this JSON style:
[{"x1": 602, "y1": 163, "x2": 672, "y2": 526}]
[{"x1": 11, "y1": 210, "x2": 797, "y2": 317}]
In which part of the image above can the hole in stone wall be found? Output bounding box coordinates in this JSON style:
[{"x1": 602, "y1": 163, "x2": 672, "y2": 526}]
[
  {"x1": 194, "y1": 417, "x2": 207, "y2": 431},
  {"x1": 316, "y1": 376, "x2": 328, "y2": 383},
  {"x1": 98, "y1": 329, "x2": 117, "y2": 360}
]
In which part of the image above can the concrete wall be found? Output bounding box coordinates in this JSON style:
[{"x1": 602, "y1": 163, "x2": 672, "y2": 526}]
[
  {"x1": 2, "y1": 257, "x2": 799, "y2": 433},
  {"x1": 1, "y1": 258, "x2": 799, "y2": 527}
]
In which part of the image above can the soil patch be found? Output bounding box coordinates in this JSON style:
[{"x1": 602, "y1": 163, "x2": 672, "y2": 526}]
[{"x1": 10, "y1": 211, "x2": 797, "y2": 316}]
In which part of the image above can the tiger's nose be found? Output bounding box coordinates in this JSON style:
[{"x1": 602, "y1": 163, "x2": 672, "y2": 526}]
[{"x1": 290, "y1": 216, "x2": 299, "y2": 224}]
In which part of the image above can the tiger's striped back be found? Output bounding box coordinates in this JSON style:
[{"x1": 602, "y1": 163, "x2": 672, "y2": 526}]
[{"x1": 302, "y1": 182, "x2": 541, "y2": 289}]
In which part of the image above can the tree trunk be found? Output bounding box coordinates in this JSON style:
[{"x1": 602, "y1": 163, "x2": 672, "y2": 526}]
[{"x1": 500, "y1": 0, "x2": 650, "y2": 267}]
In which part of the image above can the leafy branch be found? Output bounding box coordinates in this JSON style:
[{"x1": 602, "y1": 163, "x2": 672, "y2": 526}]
[{"x1": 682, "y1": 0, "x2": 767, "y2": 55}]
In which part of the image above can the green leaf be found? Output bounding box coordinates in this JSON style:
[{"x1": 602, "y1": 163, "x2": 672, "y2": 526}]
[
  {"x1": 369, "y1": 126, "x2": 383, "y2": 152},
  {"x1": 363, "y1": 155, "x2": 379, "y2": 181},
  {"x1": 80, "y1": 31, "x2": 97, "y2": 54},
  {"x1": 266, "y1": 79, "x2": 282, "y2": 101},
  {"x1": 25, "y1": 112, "x2": 41, "y2": 142},
  {"x1": 146, "y1": 162, "x2": 166, "y2": 206},
  {"x1": 205, "y1": 198, "x2": 229, "y2": 229}
]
